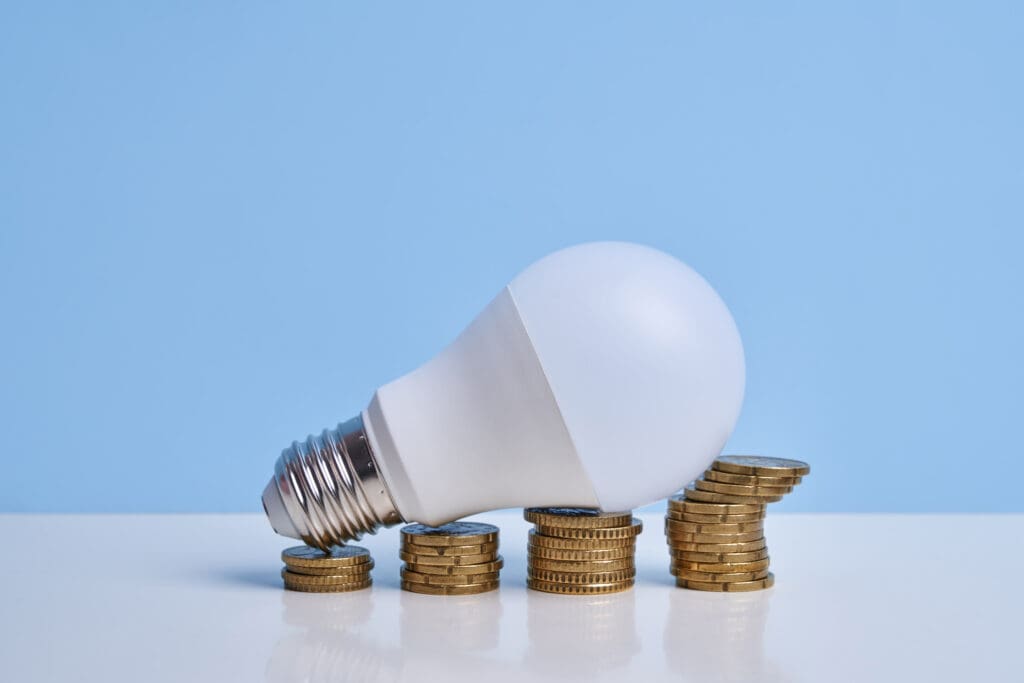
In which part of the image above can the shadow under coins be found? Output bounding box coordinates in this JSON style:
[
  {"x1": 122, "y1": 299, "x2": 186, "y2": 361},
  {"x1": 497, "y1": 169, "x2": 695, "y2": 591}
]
[
  {"x1": 523, "y1": 589, "x2": 640, "y2": 680},
  {"x1": 663, "y1": 587, "x2": 787, "y2": 682}
]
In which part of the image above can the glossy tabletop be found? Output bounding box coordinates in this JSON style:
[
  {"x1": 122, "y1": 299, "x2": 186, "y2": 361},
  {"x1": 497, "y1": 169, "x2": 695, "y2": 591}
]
[{"x1": 0, "y1": 512, "x2": 1020, "y2": 682}]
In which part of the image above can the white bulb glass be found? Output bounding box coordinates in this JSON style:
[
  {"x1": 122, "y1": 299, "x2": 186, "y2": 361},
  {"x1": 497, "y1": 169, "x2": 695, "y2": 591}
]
[{"x1": 263, "y1": 241, "x2": 745, "y2": 545}]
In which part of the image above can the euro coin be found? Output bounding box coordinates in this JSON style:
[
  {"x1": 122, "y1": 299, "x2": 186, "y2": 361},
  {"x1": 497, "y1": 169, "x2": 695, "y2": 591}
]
[
  {"x1": 527, "y1": 544, "x2": 635, "y2": 561},
  {"x1": 694, "y1": 479, "x2": 794, "y2": 497},
  {"x1": 665, "y1": 530, "x2": 765, "y2": 544},
  {"x1": 669, "y1": 538, "x2": 767, "y2": 553},
  {"x1": 704, "y1": 469, "x2": 803, "y2": 487},
  {"x1": 528, "y1": 556, "x2": 634, "y2": 573},
  {"x1": 401, "y1": 579, "x2": 499, "y2": 595},
  {"x1": 400, "y1": 568, "x2": 500, "y2": 586},
  {"x1": 713, "y1": 456, "x2": 810, "y2": 477},
  {"x1": 667, "y1": 496, "x2": 765, "y2": 515},
  {"x1": 676, "y1": 572, "x2": 776, "y2": 592},
  {"x1": 672, "y1": 558, "x2": 771, "y2": 574},
  {"x1": 399, "y1": 541, "x2": 499, "y2": 557},
  {"x1": 533, "y1": 519, "x2": 642, "y2": 540},
  {"x1": 281, "y1": 569, "x2": 372, "y2": 589},
  {"x1": 527, "y1": 567, "x2": 636, "y2": 584},
  {"x1": 399, "y1": 550, "x2": 496, "y2": 566},
  {"x1": 668, "y1": 548, "x2": 769, "y2": 563},
  {"x1": 664, "y1": 519, "x2": 764, "y2": 534},
  {"x1": 400, "y1": 522, "x2": 499, "y2": 547},
  {"x1": 281, "y1": 545, "x2": 371, "y2": 569},
  {"x1": 672, "y1": 567, "x2": 771, "y2": 582},
  {"x1": 524, "y1": 508, "x2": 634, "y2": 529},
  {"x1": 403, "y1": 557, "x2": 504, "y2": 576},
  {"x1": 667, "y1": 510, "x2": 766, "y2": 523},
  {"x1": 283, "y1": 577, "x2": 373, "y2": 593},
  {"x1": 527, "y1": 529, "x2": 635, "y2": 550},
  {"x1": 682, "y1": 484, "x2": 784, "y2": 504},
  {"x1": 283, "y1": 559, "x2": 375, "y2": 577},
  {"x1": 527, "y1": 578, "x2": 633, "y2": 595}
]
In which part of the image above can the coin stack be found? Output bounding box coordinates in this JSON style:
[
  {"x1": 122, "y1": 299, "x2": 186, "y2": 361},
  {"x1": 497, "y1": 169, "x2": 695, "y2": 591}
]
[
  {"x1": 399, "y1": 522, "x2": 502, "y2": 595},
  {"x1": 280, "y1": 544, "x2": 374, "y2": 592},
  {"x1": 525, "y1": 507, "x2": 642, "y2": 595},
  {"x1": 667, "y1": 455, "x2": 810, "y2": 592}
]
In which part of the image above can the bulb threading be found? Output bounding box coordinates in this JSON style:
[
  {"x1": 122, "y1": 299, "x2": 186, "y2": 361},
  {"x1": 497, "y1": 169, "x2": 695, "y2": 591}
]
[{"x1": 268, "y1": 415, "x2": 402, "y2": 548}]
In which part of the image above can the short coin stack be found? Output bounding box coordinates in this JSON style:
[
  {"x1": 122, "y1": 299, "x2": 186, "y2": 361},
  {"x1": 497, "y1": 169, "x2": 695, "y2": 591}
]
[
  {"x1": 281, "y1": 544, "x2": 374, "y2": 592},
  {"x1": 667, "y1": 455, "x2": 810, "y2": 592},
  {"x1": 399, "y1": 522, "x2": 502, "y2": 595},
  {"x1": 525, "y1": 507, "x2": 643, "y2": 595}
]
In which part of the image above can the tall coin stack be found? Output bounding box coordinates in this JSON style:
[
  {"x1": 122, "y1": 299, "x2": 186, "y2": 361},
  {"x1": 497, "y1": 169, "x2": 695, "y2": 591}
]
[
  {"x1": 399, "y1": 522, "x2": 502, "y2": 595},
  {"x1": 281, "y1": 545, "x2": 374, "y2": 592},
  {"x1": 667, "y1": 455, "x2": 810, "y2": 592},
  {"x1": 525, "y1": 507, "x2": 643, "y2": 595}
]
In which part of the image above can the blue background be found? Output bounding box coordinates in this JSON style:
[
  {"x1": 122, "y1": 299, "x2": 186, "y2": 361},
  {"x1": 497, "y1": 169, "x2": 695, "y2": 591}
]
[{"x1": 2, "y1": 2, "x2": 1021, "y2": 513}]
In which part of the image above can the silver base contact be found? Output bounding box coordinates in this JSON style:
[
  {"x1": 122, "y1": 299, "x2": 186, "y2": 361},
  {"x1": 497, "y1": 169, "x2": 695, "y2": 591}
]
[{"x1": 262, "y1": 415, "x2": 403, "y2": 549}]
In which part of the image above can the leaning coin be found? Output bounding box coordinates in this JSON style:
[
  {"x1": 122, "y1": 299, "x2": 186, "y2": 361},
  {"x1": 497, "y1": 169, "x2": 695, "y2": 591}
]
[
  {"x1": 528, "y1": 556, "x2": 634, "y2": 573},
  {"x1": 528, "y1": 567, "x2": 636, "y2": 584},
  {"x1": 704, "y1": 469, "x2": 803, "y2": 487},
  {"x1": 401, "y1": 579, "x2": 499, "y2": 595},
  {"x1": 528, "y1": 529, "x2": 635, "y2": 550},
  {"x1": 524, "y1": 508, "x2": 634, "y2": 529},
  {"x1": 670, "y1": 548, "x2": 770, "y2": 563},
  {"x1": 399, "y1": 550, "x2": 496, "y2": 566},
  {"x1": 682, "y1": 484, "x2": 784, "y2": 504},
  {"x1": 400, "y1": 541, "x2": 499, "y2": 557},
  {"x1": 533, "y1": 519, "x2": 642, "y2": 540},
  {"x1": 404, "y1": 557, "x2": 504, "y2": 576},
  {"x1": 400, "y1": 522, "x2": 499, "y2": 547},
  {"x1": 527, "y1": 578, "x2": 634, "y2": 595},
  {"x1": 676, "y1": 572, "x2": 776, "y2": 592},
  {"x1": 667, "y1": 510, "x2": 766, "y2": 523},
  {"x1": 527, "y1": 545, "x2": 635, "y2": 561},
  {"x1": 667, "y1": 496, "x2": 765, "y2": 515},
  {"x1": 400, "y1": 568, "x2": 500, "y2": 586},
  {"x1": 694, "y1": 479, "x2": 794, "y2": 497},
  {"x1": 669, "y1": 538, "x2": 767, "y2": 553},
  {"x1": 672, "y1": 558, "x2": 771, "y2": 574},
  {"x1": 713, "y1": 456, "x2": 810, "y2": 477},
  {"x1": 282, "y1": 545, "x2": 372, "y2": 569},
  {"x1": 672, "y1": 567, "x2": 771, "y2": 582},
  {"x1": 284, "y1": 559, "x2": 375, "y2": 576},
  {"x1": 665, "y1": 530, "x2": 765, "y2": 544}
]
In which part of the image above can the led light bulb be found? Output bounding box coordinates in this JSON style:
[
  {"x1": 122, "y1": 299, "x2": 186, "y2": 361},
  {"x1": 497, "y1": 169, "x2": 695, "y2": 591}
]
[{"x1": 262, "y1": 242, "x2": 745, "y2": 548}]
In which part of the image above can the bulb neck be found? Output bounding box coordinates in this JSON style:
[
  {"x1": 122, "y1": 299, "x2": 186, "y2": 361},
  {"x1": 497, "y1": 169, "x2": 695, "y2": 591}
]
[{"x1": 262, "y1": 415, "x2": 403, "y2": 548}]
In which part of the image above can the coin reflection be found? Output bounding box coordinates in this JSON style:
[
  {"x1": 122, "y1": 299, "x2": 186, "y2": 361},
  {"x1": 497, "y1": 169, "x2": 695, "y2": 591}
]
[
  {"x1": 266, "y1": 591, "x2": 399, "y2": 683},
  {"x1": 525, "y1": 589, "x2": 640, "y2": 677},
  {"x1": 663, "y1": 588, "x2": 784, "y2": 681},
  {"x1": 399, "y1": 589, "x2": 503, "y2": 652}
]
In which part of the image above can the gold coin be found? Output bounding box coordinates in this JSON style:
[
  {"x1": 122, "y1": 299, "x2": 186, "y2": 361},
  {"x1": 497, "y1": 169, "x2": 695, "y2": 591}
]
[
  {"x1": 281, "y1": 569, "x2": 372, "y2": 587},
  {"x1": 670, "y1": 548, "x2": 769, "y2": 563},
  {"x1": 668, "y1": 538, "x2": 767, "y2": 553},
  {"x1": 676, "y1": 572, "x2": 776, "y2": 592},
  {"x1": 665, "y1": 530, "x2": 765, "y2": 544},
  {"x1": 403, "y1": 557, "x2": 504, "y2": 576},
  {"x1": 398, "y1": 550, "x2": 497, "y2": 566},
  {"x1": 524, "y1": 508, "x2": 634, "y2": 528},
  {"x1": 528, "y1": 567, "x2": 636, "y2": 584},
  {"x1": 667, "y1": 510, "x2": 765, "y2": 523},
  {"x1": 527, "y1": 544, "x2": 635, "y2": 561},
  {"x1": 401, "y1": 579, "x2": 499, "y2": 595},
  {"x1": 400, "y1": 522, "x2": 499, "y2": 547},
  {"x1": 400, "y1": 541, "x2": 499, "y2": 557},
  {"x1": 283, "y1": 577, "x2": 373, "y2": 593},
  {"x1": 703, "y1": 469, "x2": 803, "y2": 487},
  {"x1": 672, "y1": 558, "x2": 771, "y2": 574},
  {"x1": 667, "y1": 496, "x2": 764, "y2": 515},
  {"x1": 673, "y1": 567, "x2": 771, "y2": 582},
  {"x1": 281, "y1": 545, "x2": 372, "y2": 569},
  {"x1": 283, "y1": 559, "x2": 375, "y2": 576},
  {"x1": 527, "y1": 529, "x2": 635, "y2": 550},
  {"x1": 682, "y1": 484, "x2": 784, "y2": 504},
  {"x1": 714, "y1": 455, "x2": 810, "y2": 477},
  {"x1": 400, "y1": 568, "x2": 500, "y2": 585},
  {"x1": 527, "y1": 578, "x2": 634, "y2": 595},
  {"x1": 528, "y1": 556, "x2": 635, "y2": 573},
  {"x1": 664, "y1": 519, "x2": 764, "y2": 534},
  {"x1": 534, "y1": 518, "x2": 642, "y2": 540},
  {"x1": 695, "y1": 479, "x2": 793, "y2": 497}
]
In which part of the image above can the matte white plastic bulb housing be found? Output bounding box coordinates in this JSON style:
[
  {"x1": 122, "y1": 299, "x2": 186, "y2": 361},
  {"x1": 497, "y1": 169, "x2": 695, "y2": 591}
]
[{"x1": 262, "y1": 242, "x2": 745, "y2": 548}]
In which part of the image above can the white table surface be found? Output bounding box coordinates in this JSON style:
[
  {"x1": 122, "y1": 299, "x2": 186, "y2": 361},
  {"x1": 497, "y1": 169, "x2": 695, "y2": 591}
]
[{"x1": 1, "y1": 512, "x2": 1020, "y2": 682}]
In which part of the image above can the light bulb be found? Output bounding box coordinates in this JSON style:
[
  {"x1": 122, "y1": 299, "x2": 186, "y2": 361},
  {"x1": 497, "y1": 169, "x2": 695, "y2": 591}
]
[{"x1": 262, "y1": 242, "x2": 745, "y2": 548}]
